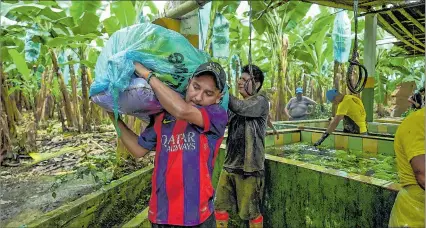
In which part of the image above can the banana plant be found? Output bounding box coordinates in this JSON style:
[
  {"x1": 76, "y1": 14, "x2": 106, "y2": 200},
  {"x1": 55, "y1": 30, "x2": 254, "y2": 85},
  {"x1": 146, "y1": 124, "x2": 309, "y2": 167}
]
[
  {"x1": 203, "y1": 0, "x2": 241, "y2": 54},
  {"x1": 249, "y1": 1, "x2": 310, "y2": 120},
  {"x1": 2, "y1": 1, "x2": 95, "y2": 129},
  {"x1": 289, "y1": 6, "x2": 335, "y2": 104}
]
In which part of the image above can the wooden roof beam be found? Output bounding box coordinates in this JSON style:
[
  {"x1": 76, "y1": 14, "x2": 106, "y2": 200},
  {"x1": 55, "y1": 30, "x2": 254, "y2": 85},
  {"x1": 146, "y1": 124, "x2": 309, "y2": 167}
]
[
  {"x1": 377, "y1": 14, "x2": 424, "y2": 52},
  {"x1": 359, "y1": 1, "x2": 424, "y2": 16},
  {"x1": 387, "y1": 11, "x2": 425, "y2": 48},
  {"x1": 360, "y1": 0, "x2": 391, "y2": 7},
  {"x1": 398, "y1": 8, "x2": 425, "y2": 32},
  {"x1": 300, "y1": 0, "x2": 369, "y2": 11},
  {"x1": 397, "y1": 19, "x2": 425, "y2": 25}
]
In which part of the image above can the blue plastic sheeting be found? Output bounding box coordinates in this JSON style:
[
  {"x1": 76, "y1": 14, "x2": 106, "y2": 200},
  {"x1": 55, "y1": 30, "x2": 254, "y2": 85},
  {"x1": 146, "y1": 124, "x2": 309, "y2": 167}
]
[
  {"x1": 212, "y1": 13, "x2": 230, "y2": 59},
  {"x1": 90, "y1": 23, "x2": 229, "y2": 121},
  {"x1": 332, "y1": 11, "x2": 352, "y2": 63}
]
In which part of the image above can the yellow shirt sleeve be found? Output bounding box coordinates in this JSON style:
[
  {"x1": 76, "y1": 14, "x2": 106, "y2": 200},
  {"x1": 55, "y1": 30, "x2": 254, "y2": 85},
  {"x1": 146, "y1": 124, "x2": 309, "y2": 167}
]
[
  {"x1": 403, "y1": 112, "x2": 425, "y2": 161},
  {"x1": 336, "y1": 99, "x2": 349, "y2": 116}
]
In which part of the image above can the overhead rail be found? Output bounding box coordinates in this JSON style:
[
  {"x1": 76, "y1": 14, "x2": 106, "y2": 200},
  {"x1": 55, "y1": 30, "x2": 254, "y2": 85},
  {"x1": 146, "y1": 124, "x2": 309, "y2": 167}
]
[{"x1": 164, "y1": 0, "x2": 210, "y2": 19}]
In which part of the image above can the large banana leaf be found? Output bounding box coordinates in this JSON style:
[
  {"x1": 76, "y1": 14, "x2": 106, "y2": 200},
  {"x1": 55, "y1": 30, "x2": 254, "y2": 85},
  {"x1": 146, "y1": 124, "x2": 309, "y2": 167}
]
[
  {"x1": 110, "y1": 1, "x2": 136, "y2": 28},
  {"x1": 8, "y1": 49, "x2": 30, "y2": 79},
  {"x1": 70, "y1": 1, "x2": 101, "y2": 22}
]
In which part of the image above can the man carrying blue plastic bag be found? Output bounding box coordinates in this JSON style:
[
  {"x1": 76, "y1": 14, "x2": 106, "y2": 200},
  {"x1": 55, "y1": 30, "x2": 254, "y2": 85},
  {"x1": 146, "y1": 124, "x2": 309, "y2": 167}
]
[{"x1": 110, "y1": 61, "x2": 228, "y2": 227}]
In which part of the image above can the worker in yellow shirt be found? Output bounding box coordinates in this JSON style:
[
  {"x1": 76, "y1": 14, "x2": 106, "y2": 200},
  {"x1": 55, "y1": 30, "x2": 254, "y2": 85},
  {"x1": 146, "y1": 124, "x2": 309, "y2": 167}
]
[
  {"x1": 389, "y1": 108, "x2": 424, "y2": 227},
  {"x1": 314, "y1": 89, "x2": 367, "y2": 146}
]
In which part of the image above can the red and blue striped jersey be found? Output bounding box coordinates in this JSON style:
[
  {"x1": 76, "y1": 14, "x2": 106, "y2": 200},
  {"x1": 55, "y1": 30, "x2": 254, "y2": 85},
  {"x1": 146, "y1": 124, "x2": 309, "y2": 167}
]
[{"x1": 138, "y1": 104, "x2": 227, "y2": 226}]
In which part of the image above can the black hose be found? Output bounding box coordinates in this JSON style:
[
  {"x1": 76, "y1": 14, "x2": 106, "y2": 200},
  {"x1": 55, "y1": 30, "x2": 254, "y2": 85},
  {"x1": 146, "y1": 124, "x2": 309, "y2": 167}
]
[
  {"x1": 346, "y1": 60, "x2": 368, "y2": 94},
  {"x1": 244, "y1": 76, "x2": 257, "y2": 96},
  {"x1": 346, "y1": 0, "x2": 368, "y2": 94}
]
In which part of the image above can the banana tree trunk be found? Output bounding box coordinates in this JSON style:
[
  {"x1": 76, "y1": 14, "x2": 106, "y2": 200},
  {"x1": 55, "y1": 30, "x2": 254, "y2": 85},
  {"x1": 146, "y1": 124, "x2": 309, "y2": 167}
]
[
  {"x1": 68, "y1": 58, "x2": 82, "y2": 132},
  {"x1": 204, "y1": 4, "x2": 217, "y2": 55},
  {"x1": 0, "y1": 100, "x2": 10, "y2": 163},
  {"x1": 271, "y1": 72, "x2": 275, "y2": 88},
  {"x1": 227, "y1": 62, "x2": 233, "y2": 95},
  {"x1": 36, "y1": 67, "x2": 49, "y2": 123},
  {"x1": 87, "y1": 69, "x2": 101, "y2": 128},
  {"x1": 41, "y1": 69, "x2": 55, "y2": 121},
  {"x1": 0, "y1": 63, "x2": 11, "y2": 162},
  {"x1": 275, "y1": 61, "x2": 284, "y2": 120},
  {"x1": 23, "y1": 92, "x2": 31, "y2": 111},
  {"x1": 116, "y1": 116, "x2": 136, "y2": 165},
  {"x1": 10, "y1": 93, "x2": 22, "y2": 122},
  {"x1": 114, "y1": 116, "x2": 149, "y2": 178},
  {"x1": 340, "y1": 63, "x2": 346, "y2": 96},
  {"x1": 293, "y1": 70, "x2": 298, "y2": 93},
  {"x1": 80, "y1": 49, "x2": 91, "y2": 131},
  {"x1": 276, "y1": 35, "x2": 289, "y2": 121},
  {"x1": 57, "y1": 99, "x2": 67, "y2": 132},
  {"x1": 50, "y1": 49, "x2": 77, "y2": 129},
  {"x1": 1, "y1": 74, "x2": 17, "y2": 140},
  {"x1": 285, "y1": 69, "x2": 291, "y2": 99},
  {"x1": 46, "y1": 95, "x2": 55, "y2": 120},
  {"x1": 302, "y1": 73, "x2": 307, "y2": 96},
  {"x1": 318, "y1": 84, "x2": 324, "y2": 104},
  {"x1": 383, "y1": 82, "x2": 389, "y2": 106},
  {"x1": 16, "y1": 90, "x2": 22, "y2": 112},
  {"x1": 332, "y1": 61, "x2": 344, "y2": 115},
  {"x1": 234, "y1": 55, "x2": 240, "y2": 97}
]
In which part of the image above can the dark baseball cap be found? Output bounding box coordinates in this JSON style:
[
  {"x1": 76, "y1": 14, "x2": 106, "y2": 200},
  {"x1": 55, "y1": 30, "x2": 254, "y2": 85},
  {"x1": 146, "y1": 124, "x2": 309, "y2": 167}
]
[{"x1": 192, "y1": 62, "x2": 226, "y2": 92}]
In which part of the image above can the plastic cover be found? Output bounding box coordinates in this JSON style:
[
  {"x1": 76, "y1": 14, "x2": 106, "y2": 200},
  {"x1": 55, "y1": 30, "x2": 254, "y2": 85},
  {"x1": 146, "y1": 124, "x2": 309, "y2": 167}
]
[
  {"x1": 388, "y1": 185, "x2": 425, "y2": 227},
  {"x1": 332, "y1": 11, "x2": 352, "y2": 63},
  {"x1": 90, "y1": 23, "x2": 229, "y2": 120}
]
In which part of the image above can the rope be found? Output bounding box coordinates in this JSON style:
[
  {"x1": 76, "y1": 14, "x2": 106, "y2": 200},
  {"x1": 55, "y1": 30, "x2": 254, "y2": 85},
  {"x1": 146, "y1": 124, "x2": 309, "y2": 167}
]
[
  {"x1": 244, "y1": 0, "x2": 258, "y2": 96},
  {"x1": 346, "y1": 0, "x2": 368, "y2": 94},
  {"x1": 198, "y1": 9, "x2": 205, "y2": 50}
]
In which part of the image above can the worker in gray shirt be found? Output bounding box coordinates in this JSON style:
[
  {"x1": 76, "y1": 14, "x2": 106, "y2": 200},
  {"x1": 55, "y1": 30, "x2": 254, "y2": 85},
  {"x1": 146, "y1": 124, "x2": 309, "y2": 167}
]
[
  {"x1": 215, "y1": 64, "x2": 268, "y2": 228},
  {"x1": 285, "y1": 87, "x2": 317, "y2": 120}
]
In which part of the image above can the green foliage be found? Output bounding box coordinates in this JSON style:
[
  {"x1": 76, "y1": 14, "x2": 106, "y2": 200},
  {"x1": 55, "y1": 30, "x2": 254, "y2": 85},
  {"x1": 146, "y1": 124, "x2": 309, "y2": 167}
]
[
  {"x1": 267, "y1": 143, "x2": 397, "y2": 182},
  {"x1": 70, "y1": 1, "x2": 101, "y2": 22},
  {"x1": 310, "y1": 103, "x2": 332, "y2": 119},
  {"x1": 110, "y1": 1, "x2": 136, "y2": 28},
  {"x1": 8, "y1": 49, "x2": 30, "y2": 79},
  {"x1": 375, "y1": 45, "x2": 424, "y2": 105},
  {"x1": 7, "y1": 49, "x2": 38, "y2": 105},
  {"x1": 71, "y1": 12, "x2": 101, "y2": 35},
  {"x1": 50, "y1": 77, "x2": 61, "y2": 101},
  {"x1": 1, "y1": 0, "x2": 423, "y2": 122},
  {"x1": 50, "y1": 149, "x2": 115, "y2": 198},
  {"x1": 102, "y1": 17, "x2": 121, "y2": 36},
  {"x1": 401, "y1": 108, "x2": 417, "y2": 118},
  {"x1": 289, "y1": 8, "x2": 335, "y2": 90},
  {"x1": 1, "y1": 2, "x2": 46, "y2": 17}
]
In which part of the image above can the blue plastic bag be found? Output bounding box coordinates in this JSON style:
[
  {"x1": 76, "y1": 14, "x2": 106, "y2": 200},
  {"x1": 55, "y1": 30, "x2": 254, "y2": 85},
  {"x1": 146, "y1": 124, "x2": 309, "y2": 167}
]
[
  {"x1": 91, "y1": 77, "x2": 162, "y2": 121},
  {"x1": 25, "y1": 26, "x2": 41, "y2": 63},
  {"x1": 90, "y1": 23, "x2": 229, "y2": 121},
  {"x1": 212, "y1": 13, "x2": 230, "y2": 59},
  {"x1": 91, "y1": 23, "x2": 211, "y2": 96},
  {"x1": 332, "y1": 11, "x2": 352, "y2": 63}
]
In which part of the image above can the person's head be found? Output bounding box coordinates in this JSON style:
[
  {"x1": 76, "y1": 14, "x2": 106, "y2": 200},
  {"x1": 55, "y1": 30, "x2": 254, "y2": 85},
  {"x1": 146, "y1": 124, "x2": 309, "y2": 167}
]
[
  {"x1": 419, "y1": 87, "x2": 425, "y2": 95},
  {"x1": 296, "y1": 87, "x2": 303, "y2": 99},
  {"x1": 326, "y1": 89, "x2": 344, "y2": 105},
  {"x1": 186, "y1": 62, "x2": 226, "y2": 106},
  {"x1": 238, "y1": 64, "x2": 264, "y2": 98}
]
